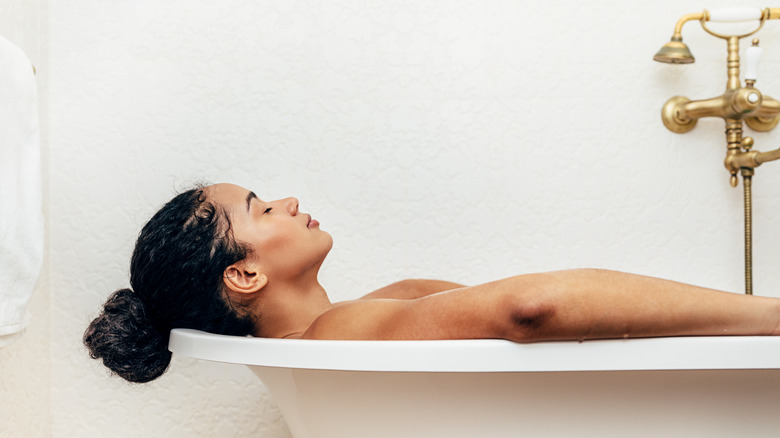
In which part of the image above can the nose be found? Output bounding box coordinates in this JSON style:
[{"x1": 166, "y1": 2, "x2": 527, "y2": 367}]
[{"x1": 281, "y1": 197, "x2": 299, "y2": 215}]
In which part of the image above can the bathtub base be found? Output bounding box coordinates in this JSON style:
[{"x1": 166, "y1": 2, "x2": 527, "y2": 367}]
[
  {"x1": 168, "y1": 330, "x2": 780, "y2": 438},
  {"x1": 252, "y1": 367, "x2": 780, "y2": 438}
]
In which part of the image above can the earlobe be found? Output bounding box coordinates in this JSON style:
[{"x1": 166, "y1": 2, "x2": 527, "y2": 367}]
[{"x1": 223, "y1": 263, "x2": 268, "y2": 294}]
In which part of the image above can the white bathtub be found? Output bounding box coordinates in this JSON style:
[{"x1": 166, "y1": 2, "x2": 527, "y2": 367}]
[{"x1": 169, "y1": 329, "x2": 780, "y2": 438}]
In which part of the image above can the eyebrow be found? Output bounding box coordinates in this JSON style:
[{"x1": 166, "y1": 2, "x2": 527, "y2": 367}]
[{"x1": 246, "y1": 191, "x2": 258, "y2": 212}]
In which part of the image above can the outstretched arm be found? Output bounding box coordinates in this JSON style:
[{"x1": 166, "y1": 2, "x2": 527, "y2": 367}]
[
  {"x1": 303, "y1": 269, "x2": 780, "y2": 341},
  {"x1": 501, "y1": 269, "x2": 780, "y2": 341}
]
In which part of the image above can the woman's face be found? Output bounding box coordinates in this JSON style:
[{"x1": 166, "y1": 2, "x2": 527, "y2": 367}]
[{"x1": 208, "y1": 183, "x2": 333, "y2": 281}]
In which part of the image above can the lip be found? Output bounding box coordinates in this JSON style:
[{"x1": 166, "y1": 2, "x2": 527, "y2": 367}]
[{"x1": 306, "y1": 214, "x2": 319, "y2": 228}]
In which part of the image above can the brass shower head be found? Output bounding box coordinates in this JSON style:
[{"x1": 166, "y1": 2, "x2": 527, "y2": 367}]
[{"x1": 653, "y1": 37, "x2": 695, "y2": 64}]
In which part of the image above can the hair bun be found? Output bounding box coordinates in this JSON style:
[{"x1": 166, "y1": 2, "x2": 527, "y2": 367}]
[{"x1": 84, "y1": 288, "x2": 172, "y2": 383}]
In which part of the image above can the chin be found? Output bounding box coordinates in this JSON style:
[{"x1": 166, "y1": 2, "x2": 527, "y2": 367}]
[{"x1": 323, "y1": 233, "x2": 334, "y2": 253}]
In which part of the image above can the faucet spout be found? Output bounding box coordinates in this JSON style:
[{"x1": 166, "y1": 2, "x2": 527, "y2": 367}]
[
  {"x1": 755, "y1": 146, "x2": 780, "y2": 165},
  {"x1": 724, "y1": 137, "x2": 780, "y2": 176}
]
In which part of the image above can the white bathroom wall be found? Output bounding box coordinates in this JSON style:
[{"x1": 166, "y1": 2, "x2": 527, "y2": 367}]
[
  {"x1": 39, "y1": 0, "x2": 780, "y2": 436},
  {"x1": 0, "y1": 0, "x2": 50, "y2": 437}
]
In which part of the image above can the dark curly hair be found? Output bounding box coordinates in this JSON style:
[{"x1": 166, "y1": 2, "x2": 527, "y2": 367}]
[{"x1": 84, "y1": 186, "x2": 257, "y2": 383}]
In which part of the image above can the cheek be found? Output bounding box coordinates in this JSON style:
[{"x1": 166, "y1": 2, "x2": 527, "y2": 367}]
[
  {"x1": 254, "y1": 233, "x2": 289, "y2": 256},
  {"x1": 254, "y1": 224, "x2": 304, "y2": 256}
]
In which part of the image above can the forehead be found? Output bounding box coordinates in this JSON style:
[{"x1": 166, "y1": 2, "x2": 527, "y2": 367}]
[{"x1": 207, "y1": 183, "x2": 252, "y2": 207}]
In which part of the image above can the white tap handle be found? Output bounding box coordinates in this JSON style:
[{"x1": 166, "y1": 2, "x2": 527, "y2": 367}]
[
  {"x1": 708, "y1": 7, "x2": 763, "y2": 22},
  {"x1": 745, "y1": 44, "x2": 762, "y2": 81}
]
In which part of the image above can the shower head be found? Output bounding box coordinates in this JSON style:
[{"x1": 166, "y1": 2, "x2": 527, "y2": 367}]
[{"x1": 653, "y1": 37, "x2": 695, "y2": 64}]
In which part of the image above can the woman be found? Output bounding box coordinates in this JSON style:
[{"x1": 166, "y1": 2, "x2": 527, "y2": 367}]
[{"x1": 85, "y1": 183, "x2": 780, "y2": 383}]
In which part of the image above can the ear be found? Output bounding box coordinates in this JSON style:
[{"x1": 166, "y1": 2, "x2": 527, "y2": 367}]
[{"x1": 223, "y1": 262, "x2": 268, "y2": 295}]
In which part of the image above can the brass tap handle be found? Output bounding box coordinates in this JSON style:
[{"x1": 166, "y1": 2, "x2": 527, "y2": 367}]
[
  {"x1": 745, "y1": 39, "x2": 761, "y2": 85},
  {"x1": 707, "y1": 7, "x2": 762, "y2": 22}
]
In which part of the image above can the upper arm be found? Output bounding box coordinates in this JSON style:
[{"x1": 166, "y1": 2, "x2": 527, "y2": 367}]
[{"x1": 360, "y1": 279, "x2": 467, "y2": 300}]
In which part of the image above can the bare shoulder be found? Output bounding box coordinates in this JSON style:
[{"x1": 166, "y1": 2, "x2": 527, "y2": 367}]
[
  {"x1": 301, "y1": 279, "x2": 468, "y2": 339},
  {"x1": 301, "y1": 298, "x2": 410, "y2": 340},
  {"x1": 300, "y1": 278, "x2": 520, "y2": 341}
]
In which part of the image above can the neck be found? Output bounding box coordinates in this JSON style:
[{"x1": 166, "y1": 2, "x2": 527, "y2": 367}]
[{"x1": 253, "y1": 279, "x2": 332, "y2": 339}]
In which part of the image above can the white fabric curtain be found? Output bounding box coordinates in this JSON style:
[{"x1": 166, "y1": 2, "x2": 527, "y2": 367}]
[{"x1": 0, "y1": 34, "x2": 43, "y2": 346}]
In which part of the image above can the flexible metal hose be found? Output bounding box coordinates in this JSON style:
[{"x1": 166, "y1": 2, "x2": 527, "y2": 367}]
[{"x1": 744, "y1": 175, "x2": 753, "y2": 295}]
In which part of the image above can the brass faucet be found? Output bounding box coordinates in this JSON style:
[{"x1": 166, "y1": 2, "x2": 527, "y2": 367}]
[
  {"x1": 660, "y1": 35, "x2": 780, "y2": 186},
  {"x1": 655, "y1": 7, "x2": 780, "y2": 294}
]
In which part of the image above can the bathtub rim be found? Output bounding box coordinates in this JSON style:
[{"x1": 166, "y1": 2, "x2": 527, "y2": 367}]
[{"x1": 168, "y1": 328, "x2": 780, "y2": 372}]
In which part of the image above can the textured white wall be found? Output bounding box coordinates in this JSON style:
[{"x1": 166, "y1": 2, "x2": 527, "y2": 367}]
[
  {"x1": 0, "y1": 0, "x2": 50, "y2": 437},
  {"x1": 40, "y1": 0, "x2": 780, "y2": 436}
]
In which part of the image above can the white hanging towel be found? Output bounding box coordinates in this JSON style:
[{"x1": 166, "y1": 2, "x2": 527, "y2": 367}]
[{"x1": 0, "y1": 35, "x2": 43, "y2": 346}]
